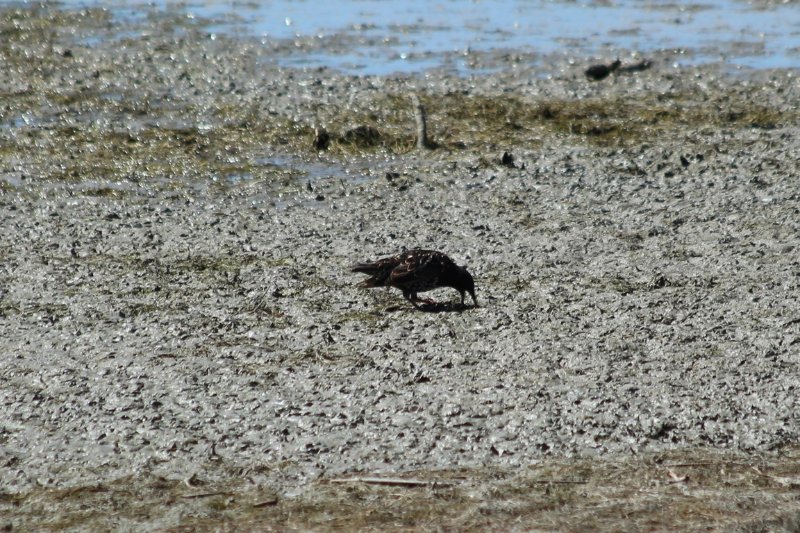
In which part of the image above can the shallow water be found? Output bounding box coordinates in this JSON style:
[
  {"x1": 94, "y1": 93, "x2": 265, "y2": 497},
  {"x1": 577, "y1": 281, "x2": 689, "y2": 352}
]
[{"x1": 62, "y1": 0, "x2": 800, "y2": 73}]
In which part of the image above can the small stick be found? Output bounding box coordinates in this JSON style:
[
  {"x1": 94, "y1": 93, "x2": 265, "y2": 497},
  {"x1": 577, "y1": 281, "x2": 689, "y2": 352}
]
[
  {"x1": 749, "y1": 466, "x2": 800, "y2": 486},
  {"x1": 181, "y1": 491, "x2": 228, "y2": 499},
  {"x1": 662, "y1": 462, "x2": 714, "y2": 468},
  {"x1": 704, "y1": 322, "x2": 729, "y2": 334},
  {"x1": 663, "y1": 461, "x2": 754, "y2": 468},
  {"x1": 410, "y1": 94, "x2": 433, "y2": 149},
  {"x1": 526, "y1": 480, "x2": 588, "y2": 485},
  {"x1": 667, "y1": 470, "x2": 688, "y2": 483},
  {"x1": 329, "y1": 477, "x2": 453, "y2": 487}
]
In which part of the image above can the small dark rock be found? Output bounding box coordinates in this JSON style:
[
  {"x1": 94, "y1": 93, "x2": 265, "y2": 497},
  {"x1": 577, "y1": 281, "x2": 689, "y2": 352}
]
[
  {"x1": 585, "y1": 59, "x2": 621, "y2": 81},
  {"x1": 648, "y1": 274, "x2": 671, "y2": 290},
  {"x1": 312, "y1": 127, "x2": 330, "y2": 150},
  {"x1": 500, "y1": 152, "x2": 516, "y2": 168}
]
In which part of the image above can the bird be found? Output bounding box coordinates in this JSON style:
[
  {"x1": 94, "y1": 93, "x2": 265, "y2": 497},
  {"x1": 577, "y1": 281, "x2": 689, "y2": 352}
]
[
  {"x1": 351, "y1": 249, "x2": 478, "y2": 309},
  {"x1": 585, "y1": 59, "x2": 621, "y2": 81}
]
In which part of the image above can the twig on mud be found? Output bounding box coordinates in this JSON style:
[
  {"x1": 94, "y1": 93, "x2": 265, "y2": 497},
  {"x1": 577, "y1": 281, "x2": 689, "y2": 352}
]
[
  {"x1": 704, "y1": 322, "x2": 729, "y2": 334},
  {"x1": 664, "y1": 461, "x2": 755, "y2": 468},
  {"x1": 180, "y1": 491, "x2": 228, "y2": 499},
  {"x1": 751, "y1": 466, "x2": 800, "y2": 487},
  {"x1": 184, "y1": 474, "x2": 204, "y2": 488},
  {"x1": 527, "y1": 480, "x2": 588, "y2": 485},
  {"x1": 329, "y1": 477, "x2": 454, "y2": 487},
  {"x1": 410, "y1": 94, "x2": 435, "y2": 149},
  {"x1": 667, "y1": 470, "x2": 688, "y2": 483}
]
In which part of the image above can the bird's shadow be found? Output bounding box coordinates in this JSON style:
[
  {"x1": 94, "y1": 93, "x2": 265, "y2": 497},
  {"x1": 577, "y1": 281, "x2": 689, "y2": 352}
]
[
  {"x1": 422, "y1": 301, "x2": 475, "y2": 313},
  {"x1": 385, "y1": 301, "x2": 475, "y2": 313}
]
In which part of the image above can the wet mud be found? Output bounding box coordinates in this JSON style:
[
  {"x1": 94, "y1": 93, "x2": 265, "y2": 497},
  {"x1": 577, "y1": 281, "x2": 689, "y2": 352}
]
[{"x1": 1, "y1": 4, "x2": 799, "y2": 530}]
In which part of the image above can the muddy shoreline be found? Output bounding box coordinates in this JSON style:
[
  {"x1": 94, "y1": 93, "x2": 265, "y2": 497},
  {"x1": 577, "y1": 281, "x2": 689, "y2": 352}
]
[{"x1": 1, "y1": 4, "x2": 799, "y2": 530}]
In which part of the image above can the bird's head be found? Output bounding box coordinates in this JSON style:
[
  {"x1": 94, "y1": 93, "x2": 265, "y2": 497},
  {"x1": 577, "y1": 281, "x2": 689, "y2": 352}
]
[{"x1": 455, "y1": 265, "x2": 478, "y2": 307}]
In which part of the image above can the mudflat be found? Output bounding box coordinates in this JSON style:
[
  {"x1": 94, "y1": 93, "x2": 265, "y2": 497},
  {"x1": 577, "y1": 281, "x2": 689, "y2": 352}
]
[{"x1": 1, "y1": 5, "x2": 799, "y2": 531}]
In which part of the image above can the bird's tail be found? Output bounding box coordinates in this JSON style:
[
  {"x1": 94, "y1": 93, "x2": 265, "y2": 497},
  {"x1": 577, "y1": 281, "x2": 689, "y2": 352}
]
[
  {"x1": 357, "y1": 277, "x2": 384, "y2": 288},
  {"x1": 350, "y1": 262, "x2": 380, "y2": 274},
  {"x1": 351, "y1": 262, "x2": 387, "y2": 288}
]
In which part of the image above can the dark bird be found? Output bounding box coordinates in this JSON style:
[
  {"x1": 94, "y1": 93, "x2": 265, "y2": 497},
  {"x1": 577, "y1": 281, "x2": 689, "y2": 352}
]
[
  {"x1": 351, "y1": 249, "x2": 478, "y2": 308},
  {"x1": 585, "y1": 59, "x2": 621, "y2": 81}
]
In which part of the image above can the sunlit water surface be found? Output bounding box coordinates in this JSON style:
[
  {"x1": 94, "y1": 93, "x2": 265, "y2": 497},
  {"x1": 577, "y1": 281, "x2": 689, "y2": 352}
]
[{"x1": 57, "y1": 0, "x2": 800, "y2": 74}]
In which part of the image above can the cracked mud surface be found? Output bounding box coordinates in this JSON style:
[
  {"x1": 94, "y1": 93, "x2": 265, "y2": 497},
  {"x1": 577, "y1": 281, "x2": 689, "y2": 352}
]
[{"x1": 1, "y1": 4, "x2": 799, "y2": 530}]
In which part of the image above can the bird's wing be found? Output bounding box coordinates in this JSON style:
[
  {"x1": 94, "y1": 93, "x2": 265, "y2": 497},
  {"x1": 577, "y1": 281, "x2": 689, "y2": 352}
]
[
  {"x1": 351, "y1": 253, "x2": 402, "y2": 274},
  {"x1": 389, "y1": 251, "x2": 442, "y2": 285},
  {"x1": 352, "y1": 254, "x2": 405, "y2": 287}
]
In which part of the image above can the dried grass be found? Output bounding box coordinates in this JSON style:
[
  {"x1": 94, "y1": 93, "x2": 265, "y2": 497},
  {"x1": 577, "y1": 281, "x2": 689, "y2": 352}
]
[{"x1": 4, "y1": 448, "x2": 799, "y2": 531}]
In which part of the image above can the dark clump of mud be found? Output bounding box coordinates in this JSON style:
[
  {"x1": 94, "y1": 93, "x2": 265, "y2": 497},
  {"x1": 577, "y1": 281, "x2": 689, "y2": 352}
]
[{"x1": 1, "y1": 4, "x2": 799, "y2": 531}]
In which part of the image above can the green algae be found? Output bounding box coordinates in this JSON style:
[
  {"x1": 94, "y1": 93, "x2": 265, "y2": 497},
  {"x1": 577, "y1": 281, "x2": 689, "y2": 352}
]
[{"x1": 9, "y1": 83, "x2": 786, "y2": 187}]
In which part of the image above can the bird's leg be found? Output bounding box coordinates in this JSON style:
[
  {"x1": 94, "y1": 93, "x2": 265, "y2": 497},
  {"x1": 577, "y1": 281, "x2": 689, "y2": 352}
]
[
  {"x1": 404, "y1": 291, "x2": 421, "y2": 308},
  {"x1": 406, "y1": 291, "x2": 435, "y2": 308}
]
